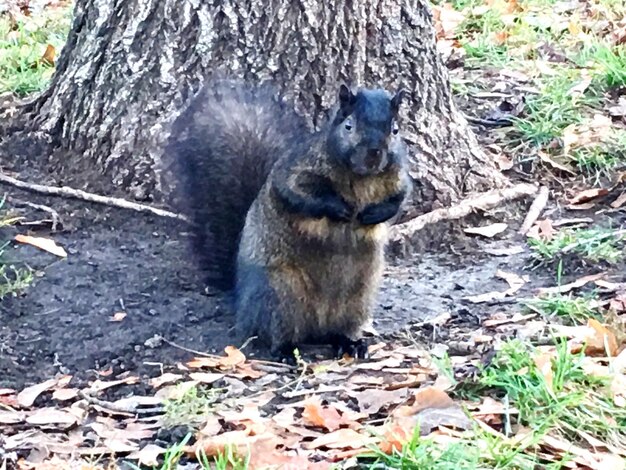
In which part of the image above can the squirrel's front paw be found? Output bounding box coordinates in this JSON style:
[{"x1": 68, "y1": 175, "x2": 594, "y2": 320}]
[{"x1": 325, "y1": 199, "x2": 354, "y2": 222}]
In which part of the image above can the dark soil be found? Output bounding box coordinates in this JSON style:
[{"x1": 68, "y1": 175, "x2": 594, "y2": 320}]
[{"x1": 1, "y1": 184, "x2": 622, "y2": 391}]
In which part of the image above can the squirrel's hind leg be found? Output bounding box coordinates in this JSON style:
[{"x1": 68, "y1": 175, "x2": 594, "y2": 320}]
[{"x1": 235, "y1": 261, "x2": 303, "y2": 361}]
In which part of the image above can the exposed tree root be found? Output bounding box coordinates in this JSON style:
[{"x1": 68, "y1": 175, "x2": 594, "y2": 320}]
[
  {"x1": 0, "y1": 173, "x2": 189, "y2": 222},
  {"x1": 391, "y1": 183, "x2": 539, "y2": 243}
]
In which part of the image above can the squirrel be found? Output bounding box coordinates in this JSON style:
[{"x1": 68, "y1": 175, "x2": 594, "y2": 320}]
[{"x1": 168, "y1": 80, "x2": 411, "y2": 360}]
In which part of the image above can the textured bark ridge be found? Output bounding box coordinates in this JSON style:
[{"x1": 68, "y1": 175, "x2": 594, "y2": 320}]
[{"x1": 12, "y1": 0, "x2": 504, "y2": 212}]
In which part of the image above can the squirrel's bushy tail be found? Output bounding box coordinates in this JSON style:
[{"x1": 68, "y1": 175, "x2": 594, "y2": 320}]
[{"x1": 166, "y1": 80, "x2": 308, "y2": 290}]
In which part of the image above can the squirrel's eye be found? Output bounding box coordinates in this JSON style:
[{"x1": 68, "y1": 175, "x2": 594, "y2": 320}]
[
  {"x1": 392, "y1": 122, "x2": 399, "y2": 135},
  {"x1": 344, "y1": 118, "x2": 353, "y2": 131}
]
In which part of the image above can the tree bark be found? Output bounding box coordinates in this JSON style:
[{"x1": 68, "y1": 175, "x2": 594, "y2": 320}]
[{"x1": 3, "y1": 0, "x2": 505, "y2": 214}]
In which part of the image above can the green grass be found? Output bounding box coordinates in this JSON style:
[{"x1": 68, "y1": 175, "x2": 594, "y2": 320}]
[
  {"x1": 576, "y1": 42, "x2": 626, "y2": 90},
  {"x1": 513, "y1": 71, "x2": 602, "y2": 146},
  {"x1": 162, "y1": 384, "x2": 222, "y2": 429},
  {"x1": 480, "y1": 340, "x2": 626, "y2": 448},
  {"x1": 0, "y1": 199, "x2": 32, "y2": 299},
  {"x1": 524, "y1": 293, "x2": 601, "y2": 325},
  {"x1": 0, "y1": 5, "x2": 73, "y2": 95},
  {"x1": 528, "y1": 227, "x2": 625, "y2": 265},
  {"x1": 368, "y1": 417, "x2": 568, "y2": 469}
]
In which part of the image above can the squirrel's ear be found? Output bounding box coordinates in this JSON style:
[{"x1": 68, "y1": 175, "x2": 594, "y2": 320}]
[
  {"x1": 338, "y1": 84, "x2": 356, "y2": 112},
  {"x1": 391, "y1": 88, "x2": 407, "y2": 115}
]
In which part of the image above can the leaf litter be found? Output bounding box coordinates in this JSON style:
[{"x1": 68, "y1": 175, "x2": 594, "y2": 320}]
[{"x1": 4, "y1": 0, "x2": 626, "y2": 468}]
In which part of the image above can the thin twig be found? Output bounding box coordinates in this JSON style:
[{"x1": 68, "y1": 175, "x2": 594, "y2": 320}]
[
  {"x1": 392, "y1": 183, "x2": 539, "y2": 243},
  {"x1": 8, "y1": 197, "x2": 62, "y2": 231},
  {"x1": 0, "y1": 173, "x2": 189, "y2": 222},
  {"x1": 518, "y1": 185, "x2": 549, "y2": 236},
  {"x1": 78, "y1": 390, "x2": 162, "y2": 415},
  {"x1": 160, "y1": 335, "x2": 296, "y2": 371}
]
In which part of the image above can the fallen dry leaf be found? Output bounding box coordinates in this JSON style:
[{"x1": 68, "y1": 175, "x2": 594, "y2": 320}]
[
  {"x1": 538, "y1": 273, "x2": 605, "y2": 296},
  {"x1": 17, "y1": 379, "x2": 58, "y2": 408},
  {"x1": 89, "y1": 376, "x2": 139, "y2": 393},
  {"x1": 14, "y1": 234, "x2": 67, "y2": 258},
  {"x1": 109, "y1": 312, "x2": 127, "y2": 322},
  {"x1": 304, "y1": 428, "x2": 378, "y2": 450},
  {"x1": 611, "y1": 192, "x2": 626, "y2": 209},
  {"x1": 431, "y1": 3, "x2": 466, "y2": 40},
  {"x1": 537, "y1": 151, "x2": 576, "y2": 175},
  {"x1": 188, "y1": 372, "x2": 224, "y2": 384},
  {"x1": 302, "y1": 396, "x2": 348, "y2": 432},
  {"x1": 25, "y1": 408, "x2": 77, "y2": 426},
  {"x1": 41, "y1": 43, "x2": 55, "y2": 65},
  {"x1": 464, "y1": 223, "x2": 508, "y2": 238},
  {"x1": 0, "y1": 410, "x2": 25, "y2": 424},
  {"x1": 526, "y1": 219, "x2": 555, "y2": 241},
  {"x1": 348, "y1": 388, "x2": 408, "y2": 415},
  {"x1": 465, "y1": 270, "x2": 526, "y2": 303},
  {"x1": 149, "y1": 373, "x2": 183, "y2": 388},
  {"x1": 569, "y1": 188, "x2": 609, "y2": 205},
  {"x1": 127, "y1": 444, "x2": 167, "y2": 467},
  {"x1": 51, "y1": 388, "x2": 78, "y2": 401},
  {"x1": 570, "y1": 318, "x2": 619, "y2": 357}
]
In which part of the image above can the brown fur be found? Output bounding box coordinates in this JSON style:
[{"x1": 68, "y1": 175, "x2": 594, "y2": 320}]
[{"x1": 236, "y1": 126, "x2": 410, "y2": 354}]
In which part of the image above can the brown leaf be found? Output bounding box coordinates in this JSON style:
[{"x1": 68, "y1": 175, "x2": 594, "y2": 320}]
[
  {"x1": 220, "y1": 345, "x2": 246, "y2": 367},
  {"x1": 17, "y1": 379, "x2": 57, "y2": 408},
  {"x1": 537, "y1": 151, "x2": 576, "y2": 175},
  {"x1": 395, "y1": 386, "x2": 455, "y2": 416},
  {"x1": 14, "y1": 234, "x2": 67, "y2": 258},
  {"x1": 527, "y1": 219, "x2": 555, "y2": 241},
  {"x1": 538, "y1": 273, "x2": 605, "y2": 296},
  {"x1": 611, "y1": 192, "x2": 626, "y2": 209},
  {"x1": 301, "y1": 396, "x2": 357, "y2": 432},
  {"x1": 573, "y1": 319, "x2": 619, "y2": 357},
  {"x1": 533, "y1": 352, "x2": 554, "y2": 391},
  {"x1": 464, "y1": 223, "x2": 508, "y2": 238},
  {"x1": 431, "y1": 4, "x2": 466, "y2": 40},
  {"x1": 377, "y1": 423, "x2": 414, "y2": 455},
  {"x1": 25, "y1": 408, "x2": 77, "y2": 426},
  {"x1": 304, "y1": 428, "x2": 378, "y2": 450},
  {"x1": 348, "y1": 388, "x2": 408, "y2": 415},
  {"x1": 41, "y1": 44, "x2": 56, "y2": 66},
  {"x1": 199, "y1": 415, "x2": 223, "y2": 437},
  {"x1": 569, "y1": 188, "x2": 609, "y2": 205}
]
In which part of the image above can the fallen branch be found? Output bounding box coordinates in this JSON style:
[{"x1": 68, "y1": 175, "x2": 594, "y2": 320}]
[
  {"x1": 0, "y1": 173, "x2": 189, "y2": 222},
  {"x1": 391, "y1": 183, "x2": 539, "y2": 243},
  {"x1": 518, "y1": 185, "x2": 549, "y2": 236}
]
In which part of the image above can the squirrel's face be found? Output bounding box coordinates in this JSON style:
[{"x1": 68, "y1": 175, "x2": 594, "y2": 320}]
[{"x1": 328, "y1": 85, "x2": 406, "y2": 176}]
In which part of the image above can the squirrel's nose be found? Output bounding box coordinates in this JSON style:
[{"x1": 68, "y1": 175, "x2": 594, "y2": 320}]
[{"x1": 365, "y1": 148, "x2": 382, "y2": 167}]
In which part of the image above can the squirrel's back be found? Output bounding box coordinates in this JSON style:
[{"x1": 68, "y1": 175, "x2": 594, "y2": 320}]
[{"x1": 166, "y1": 80, "x2": 309, "y2": 289}]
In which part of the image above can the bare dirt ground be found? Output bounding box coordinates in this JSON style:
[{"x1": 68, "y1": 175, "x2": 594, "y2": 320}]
[{"x1": 0, "y1": 182, "x2": 537, "y2": 389}]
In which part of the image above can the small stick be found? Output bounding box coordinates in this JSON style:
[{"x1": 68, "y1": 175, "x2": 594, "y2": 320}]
[
  {"x1": 0, "y1": 173, "x2": 189, "y2": 222},
  {"x1": 8, "y1": 197, "x2": 62, "y2": 231},
  {"x1": 518, "y1": 186, "x2": 549, "y2": 235},
  {"x1": 392, "y1": 183, "x2": 538, "y2": 242},
  {"x1": 77, "y1": 390, "x2": 162, "y2": 415}
]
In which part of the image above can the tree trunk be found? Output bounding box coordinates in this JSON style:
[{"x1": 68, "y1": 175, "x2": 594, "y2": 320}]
[{"x1": 4, "y1": 0, "x2": 505, "y2": 215}]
